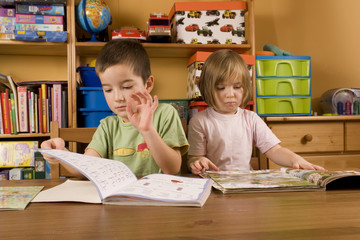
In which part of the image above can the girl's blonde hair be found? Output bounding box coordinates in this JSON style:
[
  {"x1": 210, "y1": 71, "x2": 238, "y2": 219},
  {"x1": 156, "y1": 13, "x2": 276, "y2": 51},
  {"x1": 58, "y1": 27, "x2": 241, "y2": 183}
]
[{"x1": 198, "y1": 49, "x2": 251, "y2": 109}]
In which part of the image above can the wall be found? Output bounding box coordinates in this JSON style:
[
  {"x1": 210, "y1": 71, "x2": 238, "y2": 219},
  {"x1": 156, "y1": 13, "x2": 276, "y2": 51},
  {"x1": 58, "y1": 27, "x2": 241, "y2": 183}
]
[{"x1": 255, "y1": 0, "x2": 360, "y2": 113}]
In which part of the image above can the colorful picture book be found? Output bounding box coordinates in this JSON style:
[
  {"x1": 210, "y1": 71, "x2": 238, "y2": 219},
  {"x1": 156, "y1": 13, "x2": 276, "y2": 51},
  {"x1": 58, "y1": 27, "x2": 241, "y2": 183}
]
[
  {"x1": 202, "y1": 168, "x2": 360, "y2": 193},
  {"x1": 33, "y1": 149, "x2": 213, "y2": 207},
  {"x1": 0, "y1": 186, "x2": 44, "y2": 210},
  {"x1": 0, "y1": 141, "x2": 38, "y2": 167}
]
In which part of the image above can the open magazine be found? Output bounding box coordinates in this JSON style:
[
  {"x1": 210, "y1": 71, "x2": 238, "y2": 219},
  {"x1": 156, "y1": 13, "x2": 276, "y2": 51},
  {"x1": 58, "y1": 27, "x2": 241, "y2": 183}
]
[
  {"x1": 202, "y1": 168, "x2": 360, "y2": 194},
  {"x1": 32, "y1": 149, "x2": 212, "y2": 207}
]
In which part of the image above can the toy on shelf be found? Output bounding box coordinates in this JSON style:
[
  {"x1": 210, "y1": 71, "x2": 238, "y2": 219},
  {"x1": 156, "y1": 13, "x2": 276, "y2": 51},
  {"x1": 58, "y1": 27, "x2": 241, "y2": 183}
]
[
  {"x1": 76, "y1": 0, "x2": 111, "y2": 42},
  {"x1": 147, "y1": 13, "x2": 171, "y2": 43},
  {"x1": 112, "y1": 26, "x2": 146, "y2": 41}
]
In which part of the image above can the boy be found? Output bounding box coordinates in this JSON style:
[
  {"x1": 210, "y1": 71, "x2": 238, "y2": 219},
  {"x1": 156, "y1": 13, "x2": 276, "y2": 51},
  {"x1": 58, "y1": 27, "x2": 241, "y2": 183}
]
[{"x1": 41, "y1": 39, "x2": 189, "y2": 178}]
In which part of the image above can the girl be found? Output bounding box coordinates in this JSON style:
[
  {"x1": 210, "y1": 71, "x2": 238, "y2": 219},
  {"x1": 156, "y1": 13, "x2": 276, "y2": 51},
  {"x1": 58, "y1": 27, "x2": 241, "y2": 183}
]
[{"x1": 187, "y1": 49, "x2": 325, "y2": 175}]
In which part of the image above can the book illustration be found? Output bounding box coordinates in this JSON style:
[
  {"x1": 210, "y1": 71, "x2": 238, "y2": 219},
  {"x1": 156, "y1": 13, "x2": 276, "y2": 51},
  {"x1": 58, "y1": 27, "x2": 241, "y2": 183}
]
[
  {"x1": 203, "y1": 169, "x2": 360, "y2": 193},
  {"x1": 34, "y1": 149, "x2": 212, "y2": 207},
  {"x1": 0, "y1": 141, "x2": 38, "y2": 167},
  {"x1": 0, "y1": 186, "x2": 44, "y2": 210}
]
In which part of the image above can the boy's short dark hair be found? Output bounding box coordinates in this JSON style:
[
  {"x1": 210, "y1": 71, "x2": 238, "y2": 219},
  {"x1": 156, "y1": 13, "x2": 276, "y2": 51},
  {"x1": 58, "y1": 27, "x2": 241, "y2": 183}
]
[{"x1": 95, "y1": 39, "x2": 151, "y2": 83}]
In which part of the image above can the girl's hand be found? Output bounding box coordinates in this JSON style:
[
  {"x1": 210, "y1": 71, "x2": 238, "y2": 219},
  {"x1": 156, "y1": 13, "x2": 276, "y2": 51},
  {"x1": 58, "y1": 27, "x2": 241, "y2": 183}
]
[
  {"x1": 292, "y1": 159, "x2": 326, "y2": 171},
  {"x1": 188, "y1": 156, "x2": 219, "y2": 175},
  {"x1": 126, "y1": 91, "x2": 158, "y2": 133},
  {"x1": 40, "y1": 138, "x2": 67, "y2": 164}
]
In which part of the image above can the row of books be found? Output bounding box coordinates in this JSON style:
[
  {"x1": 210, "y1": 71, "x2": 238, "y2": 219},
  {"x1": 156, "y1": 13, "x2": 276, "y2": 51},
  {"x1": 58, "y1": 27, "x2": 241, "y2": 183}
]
[
  {"x1": 0, "y1": 74, "x2": 68, "y2": 134},
  {"x1": 0, "y1": 0, "x2": 67, "y2": 41}
]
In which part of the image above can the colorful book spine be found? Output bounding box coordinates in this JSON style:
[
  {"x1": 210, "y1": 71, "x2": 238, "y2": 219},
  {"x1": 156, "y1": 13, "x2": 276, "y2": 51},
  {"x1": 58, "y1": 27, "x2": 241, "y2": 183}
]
[
  {"x1": 17, "y1": 86, "x2": 28, "y2": 132},
  {"x1": 38, "y1": 88, "x2": 43, "y2": 133},
  {"x1": 15, "y1": 14, "x2": 63, "y2": 24},
  {"x1": 10, "y1": 93, "x2": 17, "y2": 134},
  {"x1": 41, "y1": 84, "x2": 47, "y2": 132},
  {"x1": 1, "y1": 89, "x2": 11, "y2": 134},
  {"x1": 0, "y1": 95, "x2": 3, "y2": 134},
  {"x1": 52, "y1": 83, "x2": 61, "y2": 127},
  {"x1": 0, "y1": 8, "x2": 15, "y2": 17}
]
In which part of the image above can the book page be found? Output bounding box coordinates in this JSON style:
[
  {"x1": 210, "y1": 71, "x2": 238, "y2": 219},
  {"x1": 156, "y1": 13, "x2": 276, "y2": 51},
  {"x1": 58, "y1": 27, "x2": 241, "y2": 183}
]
[
  {"x1": 105, "y1": 174, "x2": 212, "y2": 203},
  {"x1": 32, "y1": 180, "x2": 101, "y2": 203},
  {"x1": 37, "y1": 149, "x2": 137, "y2": 200}
]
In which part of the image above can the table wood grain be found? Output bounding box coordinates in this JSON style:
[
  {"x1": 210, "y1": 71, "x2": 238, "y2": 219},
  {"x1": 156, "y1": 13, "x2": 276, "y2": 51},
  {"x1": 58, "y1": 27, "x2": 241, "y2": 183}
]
[{"x1": 1, "y1": 179, "x2": 360, "y2": 240}]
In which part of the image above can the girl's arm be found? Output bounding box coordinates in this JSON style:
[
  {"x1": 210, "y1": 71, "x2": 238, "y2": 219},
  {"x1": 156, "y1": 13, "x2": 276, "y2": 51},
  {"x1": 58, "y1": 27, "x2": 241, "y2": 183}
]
[{"x1": 265, "y1": 144, "x2": 326, "y2": 171}]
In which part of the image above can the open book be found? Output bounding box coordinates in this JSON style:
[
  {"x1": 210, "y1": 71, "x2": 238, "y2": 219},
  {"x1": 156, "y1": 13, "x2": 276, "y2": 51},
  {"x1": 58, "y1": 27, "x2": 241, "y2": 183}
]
[
  {"x1": 202, "y1": 168, "x2": 360, "y2": 194},
  {"x1": 0, "y1": 186, "x2": 44, "y2": 210},
  {"x1": 32, "y1": 149, "x2": 212, "y2": 207}
]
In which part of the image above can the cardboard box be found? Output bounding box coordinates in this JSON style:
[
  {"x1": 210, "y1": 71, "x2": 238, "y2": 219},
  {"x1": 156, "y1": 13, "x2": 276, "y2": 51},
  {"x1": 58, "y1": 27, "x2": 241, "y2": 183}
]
[
  {"x1": 186, "y1": 51, "x2": 255, "y2": 99},
  {"x1": 9, "y1": 168, "x2": 22, "y2": 180},
  {"x1": 0, "y1": 16, "x2": 15, "y2": 33},
  {"x1": 14, "y1": 30, "x2": 67, "y2": 42},
  {"x1": 169, "y1": 1, "x2": 246, "y2": 44}
]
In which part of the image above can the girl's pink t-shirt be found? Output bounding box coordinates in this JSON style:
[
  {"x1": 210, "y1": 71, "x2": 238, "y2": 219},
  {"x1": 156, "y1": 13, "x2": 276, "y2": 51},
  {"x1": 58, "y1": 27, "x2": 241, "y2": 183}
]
[{"x1": 188, "y1": 107, "x2": 280, "y2": 170}]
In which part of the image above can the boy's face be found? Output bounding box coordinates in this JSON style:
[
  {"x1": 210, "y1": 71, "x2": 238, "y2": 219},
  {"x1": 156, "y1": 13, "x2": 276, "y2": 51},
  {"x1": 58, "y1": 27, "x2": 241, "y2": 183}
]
[
  {"x1": 99, "y1": 64, "x2": 153, "y2": 123},
  {"x1": 213, "y1": 79, "x2": 243, "y2": 115}
]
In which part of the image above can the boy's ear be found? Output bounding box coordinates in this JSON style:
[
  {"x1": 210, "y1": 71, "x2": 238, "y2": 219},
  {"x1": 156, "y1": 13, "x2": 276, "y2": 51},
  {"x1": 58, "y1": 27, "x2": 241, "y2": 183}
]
[{"x1": 145, "y1": 75, "x2": 154, "y2": 92}]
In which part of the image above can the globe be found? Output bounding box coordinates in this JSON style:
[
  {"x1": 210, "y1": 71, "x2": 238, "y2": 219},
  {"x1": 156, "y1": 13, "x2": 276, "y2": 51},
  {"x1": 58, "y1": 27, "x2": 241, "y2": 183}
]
[{"x1": 76, "y1": 0, "x2": 111, "y2": 42}]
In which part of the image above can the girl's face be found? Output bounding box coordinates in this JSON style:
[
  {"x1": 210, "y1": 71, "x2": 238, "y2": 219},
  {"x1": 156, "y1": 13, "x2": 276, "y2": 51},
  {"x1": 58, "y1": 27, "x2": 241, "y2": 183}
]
[
  {"x1": 213, "y1": 80, "x2": 243, "y2": 114},
  {"x1": 99, "y1": 64, "x2": 153, "y2": 123}
]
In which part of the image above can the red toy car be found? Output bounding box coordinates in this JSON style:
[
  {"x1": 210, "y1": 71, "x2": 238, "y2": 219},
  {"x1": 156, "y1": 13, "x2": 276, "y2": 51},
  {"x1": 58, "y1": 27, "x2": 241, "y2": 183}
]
[
  {"x1": 112, "y1": 26, "x2": 146, "y2": 41},
  {"x1": 220, "y1": 24, "x2": 234, "y2": 32},
  {"x1": 185, "y1": 24, "x2": 199, "y2": 32}
]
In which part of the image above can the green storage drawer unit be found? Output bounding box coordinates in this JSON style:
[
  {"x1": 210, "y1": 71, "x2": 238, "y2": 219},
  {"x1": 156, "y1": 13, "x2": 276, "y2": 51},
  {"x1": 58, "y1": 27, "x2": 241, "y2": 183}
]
[
  {"x1": 256, "y1": 56, "x2": 311, "y2": 77},
  {"x1": 256, "y1": 78, "x2": 311, "y2": 96},
  {"x1": 256, "y1": 97, "x2": 312, "y2": 116}
]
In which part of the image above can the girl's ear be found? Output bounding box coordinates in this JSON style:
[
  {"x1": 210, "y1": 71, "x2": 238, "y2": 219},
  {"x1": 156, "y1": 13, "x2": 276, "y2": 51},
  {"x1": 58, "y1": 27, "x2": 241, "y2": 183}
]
[{"x1": 145, "y1": 75, "x2": 154, "y2": 93}]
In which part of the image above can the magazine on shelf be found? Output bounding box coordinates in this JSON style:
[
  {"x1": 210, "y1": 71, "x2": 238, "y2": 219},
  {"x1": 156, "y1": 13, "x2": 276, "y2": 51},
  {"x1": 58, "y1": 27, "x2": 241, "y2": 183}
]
[
  {"x1": 32, "y1": 149, "x2": 213, "y2": 207},
  {"x1": 202, "y1": 168, "x2": 360, "y2": 194}
]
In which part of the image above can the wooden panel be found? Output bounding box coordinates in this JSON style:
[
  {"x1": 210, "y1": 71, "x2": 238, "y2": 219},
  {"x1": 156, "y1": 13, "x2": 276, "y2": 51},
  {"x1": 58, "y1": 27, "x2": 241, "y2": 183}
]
[
  {"x1": 269, "y1": 154, "x2": 360, "y2": 171},
  {"x1": 269, "y1": 122, "x2": 343, "y2": 153},
  {"x1": 345, "y1": 122, "x2": 360, "y2": 151}
]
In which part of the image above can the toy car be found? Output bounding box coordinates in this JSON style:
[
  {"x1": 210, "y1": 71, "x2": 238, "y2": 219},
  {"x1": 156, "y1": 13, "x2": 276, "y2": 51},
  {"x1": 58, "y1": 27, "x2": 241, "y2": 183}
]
[
  {"x1": 112, "y1": 26, "x2": 146, "y2": 41},
  {"x1": 147, "y1": 13, "x2": 171, "y2": 43},
  {"x1": 185, "y1": 24, "x2": 199, "y2": 32},
  {"x1": 197, "y1": 27, "x2": 213, "y2": 37},
  {"x1": 220, "y1": 24, "x2": 234, "y2": 32}
]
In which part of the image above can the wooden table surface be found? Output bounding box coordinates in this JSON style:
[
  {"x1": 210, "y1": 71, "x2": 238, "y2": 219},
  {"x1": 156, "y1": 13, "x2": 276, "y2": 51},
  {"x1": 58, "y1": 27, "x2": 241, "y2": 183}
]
[{"x1": 1, "y1": 179, "x2": 360, "y2": 240}]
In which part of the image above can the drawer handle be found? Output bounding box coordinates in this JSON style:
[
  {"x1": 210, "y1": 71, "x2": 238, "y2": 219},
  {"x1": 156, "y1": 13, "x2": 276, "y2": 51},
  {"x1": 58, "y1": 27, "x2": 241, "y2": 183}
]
[{"x1": 302, "y1": 134, "x2": 313, "y2": 143}]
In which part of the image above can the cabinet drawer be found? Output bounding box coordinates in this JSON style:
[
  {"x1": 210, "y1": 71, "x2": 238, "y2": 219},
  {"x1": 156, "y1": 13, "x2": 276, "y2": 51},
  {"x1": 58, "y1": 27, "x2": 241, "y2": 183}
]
[
  {"x1": 269, "y1": 154, "x2": 360, "y2": 171},
  {"x1": 269, "y1": 122, "x2": 343, "y2": 153},
  {"x1": 345, "y1": 122, "x2": 360, "y2": 151}
]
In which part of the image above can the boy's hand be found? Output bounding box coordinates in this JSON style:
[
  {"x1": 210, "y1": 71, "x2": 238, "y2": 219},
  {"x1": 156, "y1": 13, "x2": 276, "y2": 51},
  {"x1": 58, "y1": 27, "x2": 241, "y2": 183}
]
[
  {"x1": 126, "y1": 91, "x2": 158, "y2": 133},
  {"x1": 40, "y1": 138, "x2": 67, "y2": 164},
  {"x1": 188, "y1": 156, "x2": 219, "y2": 175}
]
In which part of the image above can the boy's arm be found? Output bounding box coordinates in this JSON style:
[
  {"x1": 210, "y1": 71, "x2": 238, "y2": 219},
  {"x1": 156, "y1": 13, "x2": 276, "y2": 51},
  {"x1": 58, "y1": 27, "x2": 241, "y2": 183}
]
[
  {"x1": 265, "y1": 144, "x2": 326, "y2": 171},
  {"x1": 126, "y1": 91, "x2": 182, "y2": 174},
  {"x1": 41, "y1": 138, "x2": 100, "y2": 179}
]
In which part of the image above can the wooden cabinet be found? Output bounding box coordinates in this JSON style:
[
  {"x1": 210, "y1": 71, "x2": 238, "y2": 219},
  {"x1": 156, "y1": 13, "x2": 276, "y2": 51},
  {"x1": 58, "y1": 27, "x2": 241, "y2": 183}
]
[{"x1": 264, "y1": 116, "x2": 360, "y2": 171}]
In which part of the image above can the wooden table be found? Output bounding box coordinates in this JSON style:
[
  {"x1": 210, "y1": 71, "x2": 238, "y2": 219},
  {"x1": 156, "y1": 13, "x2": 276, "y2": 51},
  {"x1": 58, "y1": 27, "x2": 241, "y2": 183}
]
[{"x1": 1, "y1": 179, "x2": 360, "y2": 240}]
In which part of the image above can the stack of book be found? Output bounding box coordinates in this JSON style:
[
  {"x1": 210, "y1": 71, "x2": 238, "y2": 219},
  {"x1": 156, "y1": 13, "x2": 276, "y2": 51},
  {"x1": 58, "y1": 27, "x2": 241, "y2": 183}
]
[{"x1": 13, "y1": 0, "x2": 67, "y2": 42}]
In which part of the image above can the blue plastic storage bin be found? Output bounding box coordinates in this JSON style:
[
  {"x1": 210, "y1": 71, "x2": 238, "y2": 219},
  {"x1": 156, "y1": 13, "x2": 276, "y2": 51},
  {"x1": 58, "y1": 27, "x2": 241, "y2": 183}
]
[
  {"x1": 77, "y1": 67, "x2": 101, "y2": 87},
  {"x1": 77, "y1": 87, "x2": 109, "y2": 109},
  {"x1": 78, "y1": 108, "x2": 115, "y2": 127}
]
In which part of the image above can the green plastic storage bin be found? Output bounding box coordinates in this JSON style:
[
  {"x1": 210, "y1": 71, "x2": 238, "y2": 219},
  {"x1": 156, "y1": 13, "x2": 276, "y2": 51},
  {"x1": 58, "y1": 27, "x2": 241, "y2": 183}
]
[
  {"x1": 256, "y1": 78, "x2": 311, "y2": 96},
  {"x1": 256, "y1": 97, "x2": 311, "y2": 116},
  {"x1": 256, "y1": 56, "x2": 311, "y2": 77}
]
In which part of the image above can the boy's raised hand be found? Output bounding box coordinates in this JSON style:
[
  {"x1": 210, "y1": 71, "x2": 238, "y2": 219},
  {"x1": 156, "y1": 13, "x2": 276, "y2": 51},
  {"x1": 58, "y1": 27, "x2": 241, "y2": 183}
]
[{"x1": 126, "y1": 91, "x2": 158, "y2": 133}]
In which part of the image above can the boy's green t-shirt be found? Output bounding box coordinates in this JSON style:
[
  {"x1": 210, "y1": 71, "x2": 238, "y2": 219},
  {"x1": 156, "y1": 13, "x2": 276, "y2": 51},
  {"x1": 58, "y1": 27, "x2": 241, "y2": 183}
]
[{"x1": 86, "y1": 103, "x2": 189, "y2": 176}]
